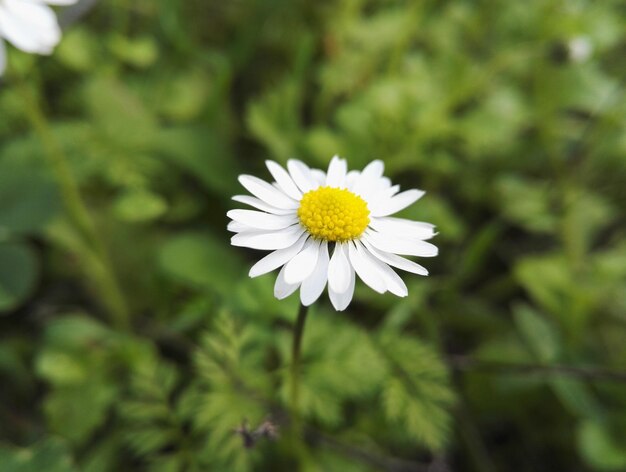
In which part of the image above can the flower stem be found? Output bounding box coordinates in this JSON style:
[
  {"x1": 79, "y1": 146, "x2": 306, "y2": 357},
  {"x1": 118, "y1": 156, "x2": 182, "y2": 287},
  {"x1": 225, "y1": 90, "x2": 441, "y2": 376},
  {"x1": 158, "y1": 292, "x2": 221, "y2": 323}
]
[
  {"x1": 290, "y1": 303, "x2": 309, "y2": 428},
  {"x1": 15, "y1": 80, "x2": 130, "y2": 331}
]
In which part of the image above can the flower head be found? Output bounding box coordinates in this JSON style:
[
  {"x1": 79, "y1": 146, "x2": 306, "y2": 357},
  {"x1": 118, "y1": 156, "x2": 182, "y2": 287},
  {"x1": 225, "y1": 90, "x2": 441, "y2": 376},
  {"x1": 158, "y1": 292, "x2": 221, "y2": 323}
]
[
  {"x1": 228, "y1": 157, "x2": 438, "y2": 311},
  {"x1": 0, "y1": 0, "x2": 78, "y2": 75}
]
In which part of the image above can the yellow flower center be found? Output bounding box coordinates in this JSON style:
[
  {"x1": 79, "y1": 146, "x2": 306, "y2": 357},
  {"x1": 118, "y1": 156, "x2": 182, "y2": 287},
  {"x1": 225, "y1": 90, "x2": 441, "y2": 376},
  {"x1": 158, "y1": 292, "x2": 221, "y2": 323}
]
[{"x1": 297, "y1": 186, "x2": 370, "y2": 242}]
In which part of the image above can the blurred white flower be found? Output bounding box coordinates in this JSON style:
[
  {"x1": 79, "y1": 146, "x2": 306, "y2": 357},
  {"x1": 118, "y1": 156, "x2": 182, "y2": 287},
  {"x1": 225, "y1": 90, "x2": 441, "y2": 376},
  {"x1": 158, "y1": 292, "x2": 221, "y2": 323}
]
[
  {"x1": 568, "y1": 36, "x2": 593, "y2": 63},
  {"x1": 0, "y1": 0, "x2": 78, "y2": 75},
  {"x1": 228, "y1": 157, "x2": 438, "y2": 311}
]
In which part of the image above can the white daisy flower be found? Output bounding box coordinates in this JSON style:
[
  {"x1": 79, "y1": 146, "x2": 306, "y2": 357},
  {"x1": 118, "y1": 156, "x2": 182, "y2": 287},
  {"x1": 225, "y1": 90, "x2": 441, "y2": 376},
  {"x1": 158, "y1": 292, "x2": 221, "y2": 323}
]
[
  {"x1": 0, "y1": 0, "x2": 78, "y2": 75},
  {"x1": 228, "y1": 157, "x2": 438, "y2": 311}
]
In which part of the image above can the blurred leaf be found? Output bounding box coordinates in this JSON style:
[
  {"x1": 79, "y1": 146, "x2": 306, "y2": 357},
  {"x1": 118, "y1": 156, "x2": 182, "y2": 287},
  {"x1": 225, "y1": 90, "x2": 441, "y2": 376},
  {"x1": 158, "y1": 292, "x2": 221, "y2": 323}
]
[
  {"x1": 578, "y1": 421, "x2": 626, "y2": 471},
  {"x1": 0, "y1": 438, "x2": 77, "y2": 472},
  {"x1": 496, "y1": 176, "x2": 557, "y2": 234},
  {"x1": 44, "y1": 382, "x2": 118, "y2": 445},
  {"x1": 56, "y1": 27, "x2": 100, "y2": 72},
  {"x1": 158, "y1": 70, "x2": 211, "y2": 121},
  {"x1": 83, "y1": 77, "x2": 157, "y2": 150},
  {"x1": 37, "y1": 316, "x2": 120, "y2": 445},
  {"x1": 0, "y1": 156, "x2": 60, "y2": 234},
  {"x1": 108, "y1": 35, "x2": 159, "y2": 68},
  {"x1": 113, "y1": 189, "x2": 168, "y2": 223},
  {"x1": 0, "y1": 242, "x2": 38, "y2": 312},
  {"x1": 551, "y1": 377, "x2": 603, "y2": 419},
  {"x1": 514, "y1": 305, "x2": 603, "y2": 418},
  {"x1": 514, "y1": 304, "x2": 560, "y2": 363},
  {"x1": 247, "y1": 79, "x2": 301, "y2": 161},
  {"x1": 158, "y1": 232, "x2": 244, "y2": 295},
  {"x1": 41, "y1": 315, "x2": 111, "y2": 349},
  {"x1": 36, "y1": 351, "x2": 86, "y2": 385},
  {"x1": 460, "y1": 87, "x2": 528, "y2": 155},
  {"x1": 155, "y1": 126, "x2": 239, "y2": 196},
  {"x1": 515, "y1": 255, "x2": 572, "y2": 317},
  {"x1": 563, "y1": 189, "x2": 615, "y2": 255}
]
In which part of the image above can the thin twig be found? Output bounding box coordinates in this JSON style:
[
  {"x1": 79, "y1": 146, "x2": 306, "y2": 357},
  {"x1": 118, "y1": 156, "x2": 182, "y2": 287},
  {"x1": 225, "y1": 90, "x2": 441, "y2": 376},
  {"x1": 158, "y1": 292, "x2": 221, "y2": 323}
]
[
  {"x1": 449, "y1": 355, "x2": 626, "y2": 382},
  {"x1": 306, "y1": 427, "x2": 432, "y2": 472}
]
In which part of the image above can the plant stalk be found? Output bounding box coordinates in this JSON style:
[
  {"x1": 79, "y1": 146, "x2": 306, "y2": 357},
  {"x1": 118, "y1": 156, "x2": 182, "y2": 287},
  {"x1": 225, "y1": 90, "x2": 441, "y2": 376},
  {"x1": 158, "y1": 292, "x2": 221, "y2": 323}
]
[
  {"x1": 16, "y1": 80, "x2": 130, "y2": 330},
  {"x1": 290, "y1": 303, "x2": 309, "y2": 429}
]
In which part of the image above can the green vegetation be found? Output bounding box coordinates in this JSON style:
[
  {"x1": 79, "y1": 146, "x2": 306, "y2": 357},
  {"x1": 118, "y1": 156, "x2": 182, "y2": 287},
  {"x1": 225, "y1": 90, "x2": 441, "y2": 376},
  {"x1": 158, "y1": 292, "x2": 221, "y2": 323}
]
[{"x1": 0, "y1": 0, "x2": 625, "y2": 470}]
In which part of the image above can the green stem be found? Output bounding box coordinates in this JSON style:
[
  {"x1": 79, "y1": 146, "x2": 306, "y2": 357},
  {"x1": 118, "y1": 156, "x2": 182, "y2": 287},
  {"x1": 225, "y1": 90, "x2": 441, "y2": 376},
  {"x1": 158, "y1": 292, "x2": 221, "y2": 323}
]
[
  {"x1": 290, "y1": 304, "x2": 309, "y2": 429},
  {"x1": 15, "y1": 80, "x2": 130, "y2": 330}
]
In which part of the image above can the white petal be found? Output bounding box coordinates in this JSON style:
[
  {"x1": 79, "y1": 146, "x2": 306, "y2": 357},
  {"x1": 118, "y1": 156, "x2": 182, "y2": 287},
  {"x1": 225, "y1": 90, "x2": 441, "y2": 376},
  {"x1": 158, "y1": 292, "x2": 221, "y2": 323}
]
[
  {"x1": 327, "y1": 242, "x2": 352, "y2": 294},
  {"x1": 231, "y1": 195, "x2": 293, "y2": 215},
  {"x1": 248, "y1": 233, "x2": 308, "y2": 277},
  {"x1": 0, "y1": 1, "x2": 60, "y2": 54},
  {"x1": 362, "y1": 240, "x2": 429, "y2": 276},
  {"x1": 361, "y1": 160, "x2": 385, "y2": 180},
  {"x1": 368, "y1": 184, "x2": 400, "y2": 203},
  {"x1": 40, "y1": 0, "x2": 80, "y2": 5},
  {"x1": 360, "y1": 247, "x2": 408, "y2": 297},
  {"x1": 368, "y1": 217, "x2": 436, "y2": 240},
  {"x1": 346, "y1": 170, "x2": 360, "y2": 187},
  {"x1": 274, "y1": 265, "x2": 300, "y2": 300},
  {"x1": 369, "y1": 189, "x2": 425, "y2": 217},
  {"x1": 238, "y1": 175, "x2": 298, "y2": 210},
  {"x1": 227, "y1": 209, "x2": 298, "y2": 231},
  {"x1": 300, "y1": 241, "x2": 329, "y2": 306},
  {"x1": 360, "y1": 177, "x2": 396, "y2": 204},
  {"x1": 284, "y1": 238, "x2": 321, "y2": 284},
  {"x1": 352, "y1": 160, "x2": 384, "y2": 196},
  {"x1": 364, "y1": 230, "x2": 438, "y2": 257},
  {"x1": 380, "y1": 267, "x2": 407, "y2": 297},
  {"x1": 326, "y1": 155, "x2": 347, "y2": 188},
  {"x1": 227, "y1": 221, "x2": 250, "y2": 233},
  {"x1": 348, "y1": 241, "x2": 386, "y2": 294},
  {"x1": 231, "y1": 226, "x2": 305, "y2": 250},
  {"x1": 287, "y1": 159, "x2": 318, "y2": 194},
  {"x1": 311, "y1": 169, "x2": 327, "y2": 186},
  {"x1": 0, "y1": 41, "x2": 6, "y2": 76},
  {"x1": 266, "y1": 160, "x2": 302, "y2": 201},
  {"x1": 329, "y1": 263, "x2": 355, "y2": 311}
]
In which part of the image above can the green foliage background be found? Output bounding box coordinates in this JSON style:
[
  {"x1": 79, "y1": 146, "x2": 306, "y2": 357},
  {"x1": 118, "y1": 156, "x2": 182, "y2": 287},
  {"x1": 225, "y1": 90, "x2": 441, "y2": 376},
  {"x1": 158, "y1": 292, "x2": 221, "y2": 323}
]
[{"x1": 0, "y1": 0, "x2": 625, "y2": 470}]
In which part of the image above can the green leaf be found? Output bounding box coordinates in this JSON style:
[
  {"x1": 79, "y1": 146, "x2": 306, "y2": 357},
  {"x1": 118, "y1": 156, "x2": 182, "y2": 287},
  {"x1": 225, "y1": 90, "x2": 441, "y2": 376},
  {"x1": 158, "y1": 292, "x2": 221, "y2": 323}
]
[
  {"x1": 44, "y1": 382, "x2": 118, "y2": 445},
  {"x1": 514, "y1": 306, "x2": 603, "y2": 418},
  {"x1": 578, "y1": 421, "x2": 626, "y2": 471},
  {"x1": 41, "y1": 315, "x2": 111, "y2": 350},
  {"x1": 108, "y1": 35, "x2": 159, "y2": 68},
  {"x1": 496, "y1": 176, "x2": 558, "y2": 234},
  {"x1": 83, "y1": 77, "x2": 158, "y2": 150},
  {"x1": 0, "y1": 242, "x2": 38, "y2": 312},
  {"x1": 514, "y1": 304, "x2": 560, "y2": 363},
  {"x1": 113, "y1": 189, "x2": 168, "y2": 223},
  {"x1": 0, "y1": 156, "x2": 60, "y2": 234},
  {"x1": 155, "y1": 127, "x2": 239, "y2": 196},
  {"x1": 158, "y1": 232, "x2": 245, "y2": 295},
  {"x1": 55, "y1": 27, "x2": 100, "y2": 72},
  {"x1": 36, "y1": 351, "x2": 87, "y2": 385},
  {"x1": 515, "y1": 255, "x2": 575, "y2": 318},
  {"x1": 246, "y1": 79, "x2": 301, "y2": 160},
  {"x1": 0, "y1": 438, "x2": 77, "y2": 472},
  {"x1": 377, "y1": 333, "x2": 454, "y2": 451},
  {"x1": 157, "y1": 69, "x2": 211, "y2": 121}
]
